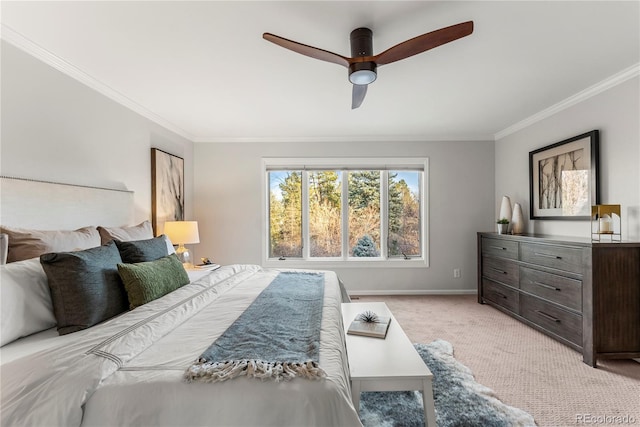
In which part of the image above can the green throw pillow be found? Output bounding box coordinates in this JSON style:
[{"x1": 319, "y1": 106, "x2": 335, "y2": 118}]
[{"x1": 117, "y1": 254, "x2": 190, "y2": 309}]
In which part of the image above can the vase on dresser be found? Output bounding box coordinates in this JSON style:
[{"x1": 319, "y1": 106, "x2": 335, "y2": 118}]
[
  {"x1": 511, "y1": 203, "x2": 524, "y2": 234},
  {"x1": 498, "y1": 196, "x2": 512, "y2": 233}
]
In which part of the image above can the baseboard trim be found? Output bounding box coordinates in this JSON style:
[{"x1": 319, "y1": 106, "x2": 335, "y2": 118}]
[{"x1": 349, "y1": 289, "x2": 477, "y2": 296}]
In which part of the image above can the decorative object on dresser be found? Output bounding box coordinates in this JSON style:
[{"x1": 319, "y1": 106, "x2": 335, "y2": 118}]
[
  {"x1": 496, "y1": 218, "x2": 509, "y2": 235},
  {"x1": 591, "y1": 204, "x2": 621, "y2": 242},
  {"x1": 511, "y1": 202, "x2": 525, "y2": 235},
  {"x1": 529, "y1": 130, "x2": 599, "y2": 220},
  {"x1": 162, "y1": 221, "x2": 200, "y2": 268},
  {"x1": 498, "y1": 196, "x2": 512, "y2": 233},
  {"x1": 477, "y1": 232, "x2": 640, "y2": 367},
  {"x1": 151, "y1": 148, "x2": 185, "y2": 235}
]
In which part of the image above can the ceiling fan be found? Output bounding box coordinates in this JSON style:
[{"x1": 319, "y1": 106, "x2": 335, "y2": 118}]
[{"x1": 263, "y1": 21, "x2": 474, "y2": 109}]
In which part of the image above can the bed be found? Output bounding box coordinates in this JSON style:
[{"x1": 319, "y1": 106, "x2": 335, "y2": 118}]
[{"x1": 0, "y1": 177, "x2": 362, "y2": 427}]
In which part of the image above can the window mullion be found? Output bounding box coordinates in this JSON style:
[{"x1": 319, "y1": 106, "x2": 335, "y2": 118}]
[
  {"x1": 380, "y1": 170, "x2": 388, "y2": 260},
  {"x1": 341, "y1": 171, "x2": 349, "y2": 260},
  {"x1": 302, "y1": 170, "x2": 310, "y2": 260}
]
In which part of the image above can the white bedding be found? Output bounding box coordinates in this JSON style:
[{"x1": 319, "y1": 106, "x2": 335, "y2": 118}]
[
  {"x1": 0, "y1": 265, "x2": 361, "y2": 427},
  {"x1": 0, "y1": 269, "x2": 209, "y2": 364}
]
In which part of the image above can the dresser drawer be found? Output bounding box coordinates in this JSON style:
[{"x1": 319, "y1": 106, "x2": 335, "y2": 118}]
[
  {"x1": 482, "y1": 279, "x2": 519, "y2": 313},
  {"x1": 520, "y1": 243, "x2": 583, "y2": 274},
  {"x1": 482, "y1": 237, "x2": 518, "y2": 260},
  {"x1": 520, "y1": 267, "x2": 582, "y2": 312},
  {"x1": 520, "y1": 294, "x2": 582, "y2": 346},
  {"x1": 482, "y1": 256, "x2": 519, "y2": 287}
]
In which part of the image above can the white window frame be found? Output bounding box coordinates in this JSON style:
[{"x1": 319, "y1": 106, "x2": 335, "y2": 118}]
[{"x1": 262, "y1": 157, "x2": 429, "y2": 269}]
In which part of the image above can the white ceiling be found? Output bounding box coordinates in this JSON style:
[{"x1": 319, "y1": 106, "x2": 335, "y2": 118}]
[{"x1": 2, "y1": 1, "x2": 639, "y2": 142}]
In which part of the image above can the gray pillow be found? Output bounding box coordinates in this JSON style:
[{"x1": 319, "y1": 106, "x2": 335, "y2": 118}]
[
  {"x1": 117, "y1": 254, "x2": 190, "y2": 309},
  {"x1": 40, "y1": 241, "x2": 128, "y2": 335},
  {"x1": 0, "y1": 225, "x2": 100, "y2": 263},
  {"x1": 97, "y1": 221, "x2": 153, "y2": 245},
  {"x1": 114, "y1": 236, "x2": 169, "y2": 263}
]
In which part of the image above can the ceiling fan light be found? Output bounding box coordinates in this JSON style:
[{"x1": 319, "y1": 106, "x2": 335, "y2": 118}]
[{"x1": 349, "y1": 69, "x2": 377, "y2": 85}]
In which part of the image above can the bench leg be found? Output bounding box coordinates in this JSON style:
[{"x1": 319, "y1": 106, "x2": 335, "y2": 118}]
[
  {"x1": 422, "y1": 378, "x2": 437, "y2": 427},
  {"x1": 351, "y1": 379, "x2": 362, "y2": 415}
]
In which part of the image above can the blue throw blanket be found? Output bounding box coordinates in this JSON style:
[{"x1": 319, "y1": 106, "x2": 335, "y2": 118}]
[{"x1": 184, "y1": 271, "x2": 326, "y2": 383}]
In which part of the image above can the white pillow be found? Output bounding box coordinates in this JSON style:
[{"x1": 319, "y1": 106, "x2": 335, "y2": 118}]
[{"x1": 1, "y1": 258, "x2": 56, "y2": 346}]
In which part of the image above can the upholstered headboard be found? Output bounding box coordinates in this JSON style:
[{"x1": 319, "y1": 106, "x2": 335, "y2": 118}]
[{"x1": 0, "y1": 176, "x2": 134, "y2": 230}]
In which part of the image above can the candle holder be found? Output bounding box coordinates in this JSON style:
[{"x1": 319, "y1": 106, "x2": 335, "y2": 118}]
[{"x1": 591, "y1": 205, "x2": 621, "y2": 242}]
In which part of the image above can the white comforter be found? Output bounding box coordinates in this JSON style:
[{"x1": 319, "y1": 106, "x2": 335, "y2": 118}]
[{"x1": 1, "y1": 265, "x2": 362, "y2": 427}]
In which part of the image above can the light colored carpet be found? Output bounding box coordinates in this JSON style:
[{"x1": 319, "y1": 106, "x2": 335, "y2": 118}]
[
  {"x1": 360, "y1": 340, "x2": 536, "y2": 427},
  {"x1": 354, "y1": 295, "x2": 640, "y2": 427}
]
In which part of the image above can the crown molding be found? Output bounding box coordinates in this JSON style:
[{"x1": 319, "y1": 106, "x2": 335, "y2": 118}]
[
  {"x1": 193, "y1": 134, "x2": 495, "y2": 144},
  {"x1": 2, "y1": 24, "x2": 490, "y2": 145},
  {"x1": 495, "y1": 63, "x2": 640, "y2": 140},
  {"x1": 7, "y1": 22, "x2": 633, "y2": 145},
  {"x1": 1, "y1": 24, "x2": 195, "y2": 142}
]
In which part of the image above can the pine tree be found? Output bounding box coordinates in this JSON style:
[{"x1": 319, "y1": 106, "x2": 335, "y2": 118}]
[
  {"x1": 352, "y1": 234, "x2": 379, "y2": 257},
  {"x1": 272, "y1": 171, "x2": 302, "y2": 257}
]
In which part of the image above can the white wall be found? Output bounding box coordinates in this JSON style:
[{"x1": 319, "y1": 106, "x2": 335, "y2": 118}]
[
  {"x1": 194, "y1": 140, "x2": 495, "y2": 294},
  {"x1": 0, "y1": 41, "x2": 194, "y2": 224},
  {"x1": 495, "y1": 76, "x2": 640, "y2": 240}
]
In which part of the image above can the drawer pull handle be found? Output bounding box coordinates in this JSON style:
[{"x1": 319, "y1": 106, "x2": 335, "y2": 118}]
[
  {"x1": 534, "y1": 281, "x2": 560, "y2": 291},
  {"x1": 489, "y1": 267, "x2": 507, "y2": 275},
  {"x1": 534, "y1": 252, "x2": 562, "y2": 260},
  {"x1": 494, "y1": 291, "x2": 508, "y2": 299},
  {"x1": 491, "y1": 246, "x2": 508, "y2": 251},
  {"x1": 535, "y1": 310, "x2": 561, "y2": 323}
]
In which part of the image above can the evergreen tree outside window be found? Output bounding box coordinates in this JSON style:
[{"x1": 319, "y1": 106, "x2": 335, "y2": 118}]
[
  {"x1": 352, "y1": 234, "x2": 379, "y2": 257},
  {"x1": 348, "y1": 171, "x2": 381, "y2": 257},
  {"x1": 309, "y1": 171, "x2": 342, "y2": 257},
  {"x1": 269, "y1": 171, "x2": 302, "y2": 258},
  {"x1": 388, "y1": 171, "x2": 421, "y2": 258}
]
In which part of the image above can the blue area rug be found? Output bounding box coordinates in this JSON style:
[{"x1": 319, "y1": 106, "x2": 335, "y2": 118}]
[{"x1": 359, "y1": 340, "x2": 537, "y2": 427}]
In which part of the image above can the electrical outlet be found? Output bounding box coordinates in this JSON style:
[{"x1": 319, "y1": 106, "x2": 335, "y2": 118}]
[{"x1": 453, "y1": 268, "x2": 461, "y2": 278}]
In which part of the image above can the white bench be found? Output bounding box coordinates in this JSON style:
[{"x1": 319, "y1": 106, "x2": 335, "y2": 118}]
[{"x1": 341, "y1": 302, "x2": 437, "y2": 427}]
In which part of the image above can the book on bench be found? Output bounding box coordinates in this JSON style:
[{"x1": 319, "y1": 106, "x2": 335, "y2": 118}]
[
  {"x1": 347, "y1": 315, "x2": 391, "y2": 339},
  {"x1": 194, "y1": 263, "x2": 221, "y2": 271}
]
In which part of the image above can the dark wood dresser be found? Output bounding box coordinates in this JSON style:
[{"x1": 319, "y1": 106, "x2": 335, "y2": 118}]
[{"x1": 477, "y1": 232, "x2": 640, "y2": 367}]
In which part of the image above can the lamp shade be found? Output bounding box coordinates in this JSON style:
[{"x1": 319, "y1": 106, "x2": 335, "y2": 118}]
[{"x1": 163, "y1": 221, "x2": 200, "y2": 245}]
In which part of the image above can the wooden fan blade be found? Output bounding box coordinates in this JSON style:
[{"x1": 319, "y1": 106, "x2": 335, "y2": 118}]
[
  {"x1": 374, "y1": 21, "x2": 473, "y2": 66},
  {"x1": 351, "y1": 84, "x2": 368, "y2": 109},
  {"x1": 263, "y1": 33, "x2": 350, "y2": 68}
]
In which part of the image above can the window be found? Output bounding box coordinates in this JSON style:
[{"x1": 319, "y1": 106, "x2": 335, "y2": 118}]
[{"x1": 264, "y1": 158, "x2": 428, "y2": 267}]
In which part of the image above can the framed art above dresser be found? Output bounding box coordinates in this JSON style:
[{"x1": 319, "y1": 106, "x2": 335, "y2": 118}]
[{"x1": 477, "y1": 232, "x2": 640, "y2": 367}]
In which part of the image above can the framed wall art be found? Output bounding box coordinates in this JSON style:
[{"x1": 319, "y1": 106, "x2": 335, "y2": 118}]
[
  {"x1": 529, "y1": 130, "x2": 599, "y2": 220},
  {"x1": 151, "y1": 148, "x2": 184, "y2": 234}
]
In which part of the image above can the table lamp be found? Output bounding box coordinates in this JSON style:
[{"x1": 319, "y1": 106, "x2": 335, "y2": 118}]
[{"x1": 163, "y1": 221, "x2": 200, "y2": 268}]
